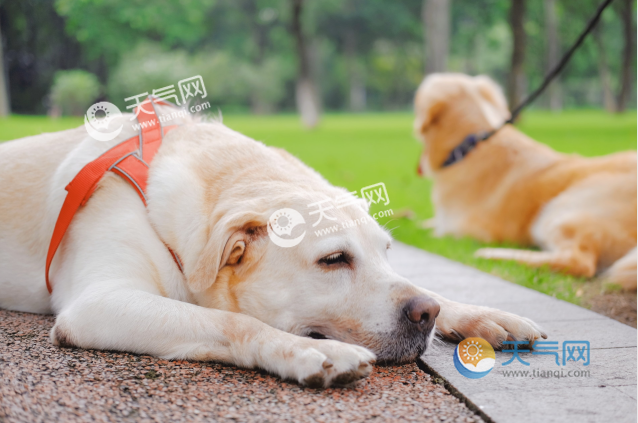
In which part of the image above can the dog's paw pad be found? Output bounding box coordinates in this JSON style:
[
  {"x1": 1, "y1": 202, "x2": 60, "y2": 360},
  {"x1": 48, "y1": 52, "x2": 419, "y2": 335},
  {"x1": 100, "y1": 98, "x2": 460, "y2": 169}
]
[
  {"x1": 333, "y1": 370, "x2": 361, "y2": 386},
  {"x1": 51, "y1": 325, "x2": 77, "y2": 349},
  {"x1": 303, "y1": 373, "x2": 326, "y2": 389}
]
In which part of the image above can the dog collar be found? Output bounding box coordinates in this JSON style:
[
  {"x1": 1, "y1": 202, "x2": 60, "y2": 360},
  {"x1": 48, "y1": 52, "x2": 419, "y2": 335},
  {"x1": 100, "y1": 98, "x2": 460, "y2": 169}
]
[
  {"x1": 45, "y1": 96, "x2": 184, "y2": 293},
  {"x1": 440, "y1": 130, "x2": 496, "y2": 168}
]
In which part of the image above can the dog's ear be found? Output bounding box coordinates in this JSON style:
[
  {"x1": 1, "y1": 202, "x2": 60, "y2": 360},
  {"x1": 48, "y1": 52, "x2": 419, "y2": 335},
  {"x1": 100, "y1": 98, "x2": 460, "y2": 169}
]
[
  {"x1": 221, "y1": 232, "x2": 246, "y2": 267},
  {"x1": 474, "y1": 75, "x2": 510, "y2": 116},
  {"x1": 414, "y1": 99, "x2": 446, "y2": 137},
  {"x1": 186, "y1": 211, "x2": 267, "y2": 293}
]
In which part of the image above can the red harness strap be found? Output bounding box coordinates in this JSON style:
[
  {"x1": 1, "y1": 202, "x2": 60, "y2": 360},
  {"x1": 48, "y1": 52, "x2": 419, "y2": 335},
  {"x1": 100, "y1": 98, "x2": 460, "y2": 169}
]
[{"x1": 45, "y1": 97, "x2": 183, "y2": 293}]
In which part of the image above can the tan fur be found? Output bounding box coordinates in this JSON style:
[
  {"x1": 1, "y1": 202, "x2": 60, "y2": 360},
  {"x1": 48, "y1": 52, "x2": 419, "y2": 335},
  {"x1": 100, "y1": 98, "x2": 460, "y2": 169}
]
[{"x1": 415, "y1": 73, "x2": 637, "y2": 289}]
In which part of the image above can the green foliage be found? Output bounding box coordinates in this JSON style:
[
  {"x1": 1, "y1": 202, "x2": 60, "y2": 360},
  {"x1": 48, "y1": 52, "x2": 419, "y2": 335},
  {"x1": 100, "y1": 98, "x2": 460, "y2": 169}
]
[
  {"x1": 49, "y1": 70, "x2": 101, "y2": 116},
  {"x1": 4, "y1": 0, "x2": 637, "y2": 112},
  {"x1": 54, "y1": 0, "x2": 216, "y2": 62},
  {"x1": 236, "y1": 57, "x2": 295, "y2": 112},
  {"x1": 106, "y1": 42, "x2": 294, "y2": 112},
  {"x1": 449, "y1": 0, "x2": 511, "y2": 80},
  {"x1": 106, "y1": 43, "x2": 197, "y2": 109},
  {"x1": 367, "y1": 40, "x2": 424, "y2": 108}
]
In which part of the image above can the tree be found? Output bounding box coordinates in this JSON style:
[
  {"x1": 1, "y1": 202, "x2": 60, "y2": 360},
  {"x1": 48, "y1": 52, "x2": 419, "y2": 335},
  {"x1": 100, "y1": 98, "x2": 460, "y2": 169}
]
[
  {"x1": 0, "y1": 18, "x2": 9, "y2": 116},
  {"x1": 0, "y1": 0, "x2": 87, "y2": 114},
  {"x1": 422, "y1": 0, "x2": 450, "y2": 74},
  {"x1": 245, "y1": 0, "x2": 279, "y2": 114},
  {"x1": 55, "y1": 0, "x2": 215, "y2": 64},
  {"x1": 314, "y1": 0, "x2": 422, "y2": 111},
  {"x1": 343, "y1": 27, "x2": 366, "y2": 111},
  {"x1": 544, "y1": 0, "x2": 561, "y2": 110},
  {"x1": 2, "y1": 0, "x2": 635, "y2": 114},
  {"x1": 593, "y1": 22, "x2": 617, "y2": 112},
  {"x1": 616, "y1": 0, "x2": 634, "y2": 112},
  {"x1": 507, "y1": 0, "x2": 526, "y2": 110},
  {"x1": 290, "y1": 0, "x2": 320, "y2": 128}
]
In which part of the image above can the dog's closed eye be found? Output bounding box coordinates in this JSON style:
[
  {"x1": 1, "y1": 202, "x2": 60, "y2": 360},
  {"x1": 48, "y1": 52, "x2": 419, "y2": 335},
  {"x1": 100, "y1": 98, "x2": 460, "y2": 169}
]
[{"x1": 318, "y1": 252, "x2": 349, "y2": 267}]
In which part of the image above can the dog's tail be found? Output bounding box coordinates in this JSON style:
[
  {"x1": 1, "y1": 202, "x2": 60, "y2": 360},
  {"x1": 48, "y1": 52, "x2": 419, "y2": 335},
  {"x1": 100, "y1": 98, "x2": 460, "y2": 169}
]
[{"x1": 601, "y1": 247, "x2": 637, "y2": 290}]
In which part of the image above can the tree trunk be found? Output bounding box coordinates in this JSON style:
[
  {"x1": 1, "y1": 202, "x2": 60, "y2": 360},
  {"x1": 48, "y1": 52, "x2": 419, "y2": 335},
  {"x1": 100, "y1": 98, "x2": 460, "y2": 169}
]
[
  {"x1": 290, "y1": 0, "x2": 320, "y2": 128},
  {"x1": 344, "y1": 29, "x2": 365, "y2": 112},
  {"x1": 507, "y1": 0, "x2": 526, "y2": 111},
  {"x1": 247, "y1": 0, "x2": 270, "y2": 114},
  {"x1": 422, "y1": 0, "x2": 450, "y2": 74},
  {"x1": 0, "y1": 18, "x2": 10, "y2": 117},
  {"x1": 616, "y1": 0, "x2": 633, "y2": 113},
  {"x1": 544, "y1": 0, "x2": 562, "y2": 111},
  {"x1": 593, "y1": 24, "x2": 618, "y2": 112}
]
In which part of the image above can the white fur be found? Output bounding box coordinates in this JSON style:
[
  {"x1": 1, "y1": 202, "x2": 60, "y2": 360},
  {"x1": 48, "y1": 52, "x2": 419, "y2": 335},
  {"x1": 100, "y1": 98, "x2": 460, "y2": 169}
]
[{"x1": 0, "y1": 107, "x2": 545, "y2": 387}]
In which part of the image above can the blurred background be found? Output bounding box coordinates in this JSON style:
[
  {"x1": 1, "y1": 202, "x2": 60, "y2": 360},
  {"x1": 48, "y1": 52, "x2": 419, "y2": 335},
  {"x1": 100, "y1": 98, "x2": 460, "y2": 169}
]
[
  {"x1": 0, "y1": 0, "x2": 636, "y2": 324},
  {"x1": 0, "y1": 0, "x2": 635, "y2": 120}
]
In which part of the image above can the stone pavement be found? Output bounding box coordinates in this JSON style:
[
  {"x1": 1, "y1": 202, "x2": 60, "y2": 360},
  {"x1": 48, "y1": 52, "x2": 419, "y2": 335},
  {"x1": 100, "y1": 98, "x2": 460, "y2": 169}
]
[{"x1": 388, "y1": 242, "x2": 638, "y2": 423}]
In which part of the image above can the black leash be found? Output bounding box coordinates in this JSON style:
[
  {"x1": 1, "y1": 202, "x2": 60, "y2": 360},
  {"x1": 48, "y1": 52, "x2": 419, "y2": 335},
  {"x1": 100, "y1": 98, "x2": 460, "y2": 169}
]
[{"x1": 441, "y1": 0, "x2": 616, "y2": 168}]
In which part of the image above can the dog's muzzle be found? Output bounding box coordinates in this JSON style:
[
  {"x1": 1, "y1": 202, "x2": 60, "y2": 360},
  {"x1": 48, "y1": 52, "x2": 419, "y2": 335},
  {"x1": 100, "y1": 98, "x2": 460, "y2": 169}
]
[{"x1": 373, "y1": 295, "x2": 441, "y2": 363}]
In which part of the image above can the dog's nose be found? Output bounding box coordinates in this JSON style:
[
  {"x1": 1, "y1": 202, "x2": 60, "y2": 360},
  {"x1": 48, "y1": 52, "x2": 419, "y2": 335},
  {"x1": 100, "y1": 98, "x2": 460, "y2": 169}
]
[{"x1": 404, "y1": 296, "x2": 440, "y2": 326}]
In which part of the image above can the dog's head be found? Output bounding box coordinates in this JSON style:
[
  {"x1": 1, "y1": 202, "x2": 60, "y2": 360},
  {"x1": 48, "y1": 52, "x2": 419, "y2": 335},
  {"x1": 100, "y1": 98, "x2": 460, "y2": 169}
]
[
  {"x1": 413, "y1": 73, "x2": 510, "y2": 175},
  {"x1": 154, "y1": 132, "x2": 441, "y2": 362},
  {"x1": 185, "y1": 190, "x2": 439, "y2": 362}
]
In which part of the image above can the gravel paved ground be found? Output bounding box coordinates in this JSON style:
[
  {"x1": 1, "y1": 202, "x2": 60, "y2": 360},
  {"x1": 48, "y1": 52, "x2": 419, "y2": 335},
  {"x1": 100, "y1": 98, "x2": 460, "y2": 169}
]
[{"x1": 0, "y1": 309, "x2": 482, "y2": 423}]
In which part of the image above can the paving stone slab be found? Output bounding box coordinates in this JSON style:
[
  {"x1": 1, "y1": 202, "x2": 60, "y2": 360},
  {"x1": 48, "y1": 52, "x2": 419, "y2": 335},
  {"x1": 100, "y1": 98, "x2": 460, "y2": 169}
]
[
  {"x1": 537, "y1": 319, "x2": 637, "y2": 349},
  {"x1": 466, "y1": 386, "x2": 635, "y2": 423},
  {"x1": 425, "y1": 342, "x2": 635, "y2": 391},
  {"x1": 486, "y1": 299, "x2": 608, "y2": 323},
  {"x1": 388, "y1": 242, "x2": 637, "y2": 423},
  {"x1": 612, "y1": 385, "x2": 638, "y2": 401}
]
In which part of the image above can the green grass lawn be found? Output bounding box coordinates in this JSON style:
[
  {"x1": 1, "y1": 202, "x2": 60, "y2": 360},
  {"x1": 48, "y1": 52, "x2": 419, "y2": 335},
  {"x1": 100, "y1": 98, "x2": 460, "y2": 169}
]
[{"x1": 1, "y1": 110, "x2": 635, "y2": 304}]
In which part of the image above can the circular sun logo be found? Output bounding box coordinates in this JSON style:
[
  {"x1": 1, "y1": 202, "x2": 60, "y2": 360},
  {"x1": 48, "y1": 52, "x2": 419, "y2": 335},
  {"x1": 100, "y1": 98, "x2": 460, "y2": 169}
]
[
  {"x1": 453, "y1": 337, "x2": 495, "y2": 379},
  {"x1": 84, "y1": 101, "x2": 123, "y2": 141},
  {"x1": 267, "y1": 208, "x2": 306, "y2": 248},
  {"x1": 88, "y1": 104, "x2": 112, "y2": 129},
  {"x1": 462, "y1": 340, "x2": 483, "y2": 363},
  {"x1": 272, "y1": 210, "x2": 293, "y2": 233}
]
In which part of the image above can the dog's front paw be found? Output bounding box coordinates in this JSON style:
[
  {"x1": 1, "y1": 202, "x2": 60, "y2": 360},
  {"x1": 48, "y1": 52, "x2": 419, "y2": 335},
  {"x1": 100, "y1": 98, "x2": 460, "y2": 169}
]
[
  {"x1": 439, "y1": 305, "x2": 547, "y2": 350},
  {"x1": 291, "y1": 339, "x2": 376, "y2": 388}
]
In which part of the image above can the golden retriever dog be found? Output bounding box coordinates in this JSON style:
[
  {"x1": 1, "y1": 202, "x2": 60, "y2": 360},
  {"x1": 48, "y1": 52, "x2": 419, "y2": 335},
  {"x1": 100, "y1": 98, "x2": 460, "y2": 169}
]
[
  {"x1": 414, "y1": 73, "x2": 637, "y2": 290},
  {"x1": 0, "y1": 104, "x2": 545, "y2": 388}
]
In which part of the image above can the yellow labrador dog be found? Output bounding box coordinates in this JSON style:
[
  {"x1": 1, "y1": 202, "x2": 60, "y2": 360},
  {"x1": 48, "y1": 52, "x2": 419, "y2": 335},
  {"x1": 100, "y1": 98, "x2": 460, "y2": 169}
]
[
  {"x1": 415, "y1": 73, "x2": 637, "y2": 290},
  {"x1": 0, "y1": 105, "x2": 544, "y2": 388}
]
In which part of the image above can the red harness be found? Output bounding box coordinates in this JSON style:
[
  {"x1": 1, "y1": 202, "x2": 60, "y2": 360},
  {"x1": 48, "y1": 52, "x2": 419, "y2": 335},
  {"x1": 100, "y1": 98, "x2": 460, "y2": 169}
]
[{"x1": 45, "y1": 96, "x2": 183, "y2": 293}]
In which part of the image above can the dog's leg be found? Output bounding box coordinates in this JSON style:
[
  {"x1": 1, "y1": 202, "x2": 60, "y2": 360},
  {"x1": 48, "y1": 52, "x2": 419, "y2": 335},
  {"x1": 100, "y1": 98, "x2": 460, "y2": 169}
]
[
  {"x1": 51, "y1": 286, "x2": 375, "y2": 388},
  {"x1": 474, "y1": 247, "x2": 597, "y2": 278},
  {"x1": 418, "y1": 218, "x2": 437, "y2": 230},
  {"x1": 601, "y1": 247, "x2": 637, "y2": 290},
  {"x1": 416, "y1": 288, "x2": 547, "y2": 349}
]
